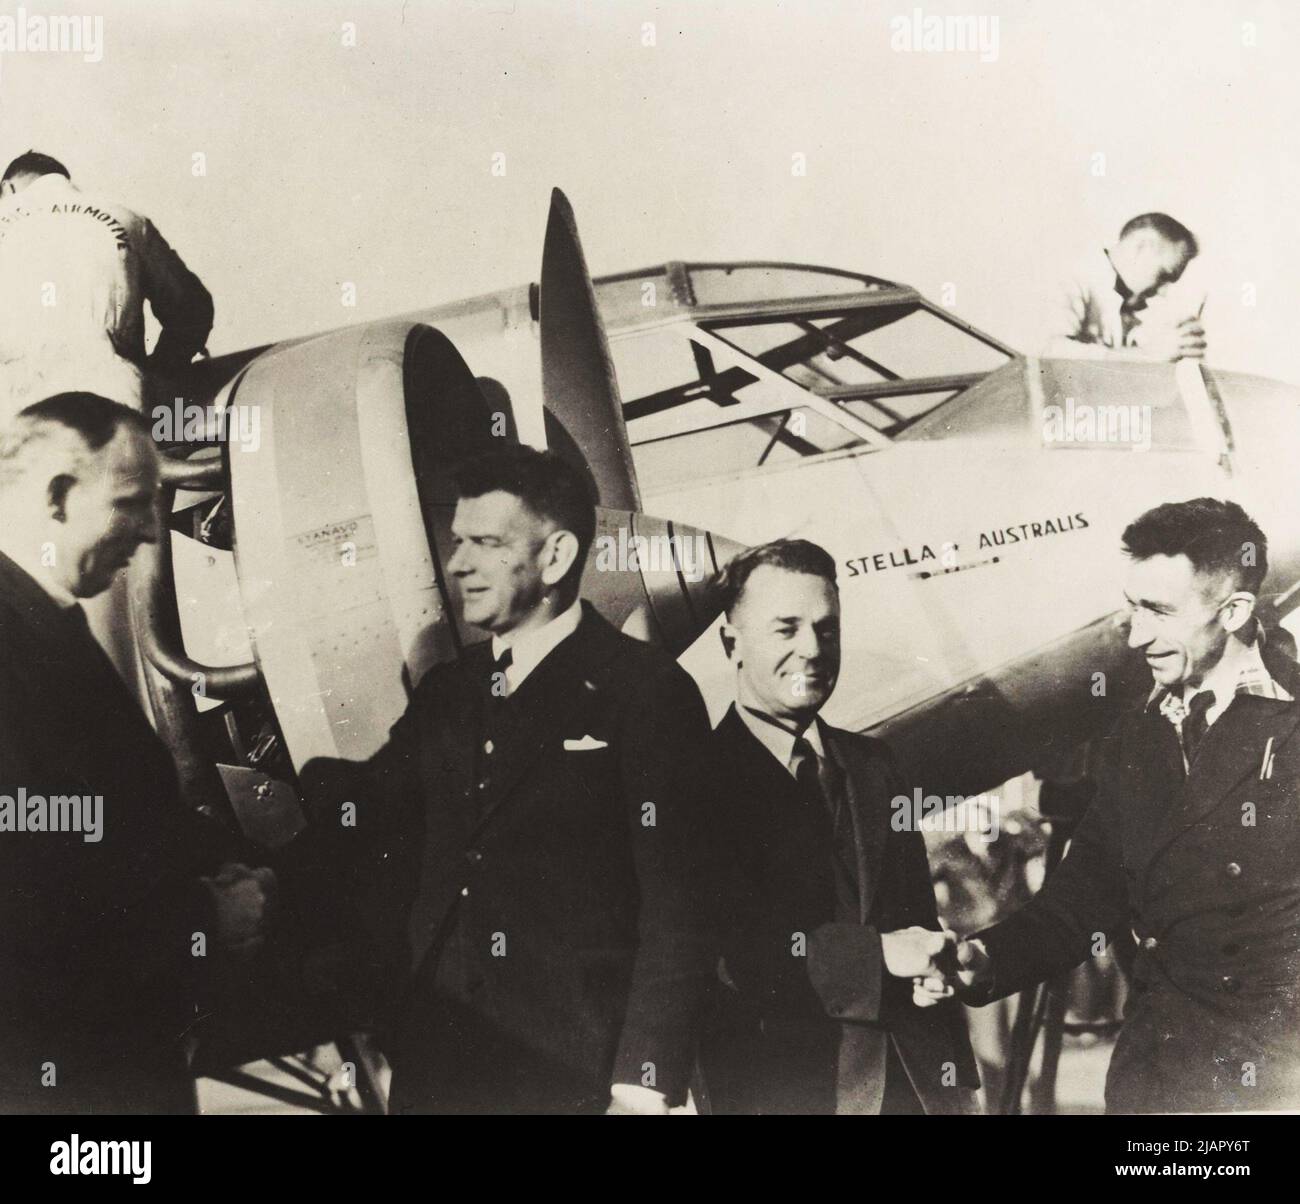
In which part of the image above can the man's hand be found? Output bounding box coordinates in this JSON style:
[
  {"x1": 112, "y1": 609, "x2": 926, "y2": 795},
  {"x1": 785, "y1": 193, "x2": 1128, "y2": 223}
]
[
  {"x1": 881, "y1": 925, "x2": 954, "y2": 979},
  {"x1": 912, "y1": 937, "x2": 992, "y2": 1007},
  {"x1": 1141, "y1": 317, "x2": 1206, "y2": 362},
  {"x1": 955, "y1": 936, "x2": 991, "y2": 989},
  {"x1": 605, "y1": 1084, "x2": 670, "y2": 1115},
  {"x1": 201, "y1": 862, "x2": 277, "y2": 959},
  {"x1": 911, "y1": 975, "x2": 953, "y2": 1008}
]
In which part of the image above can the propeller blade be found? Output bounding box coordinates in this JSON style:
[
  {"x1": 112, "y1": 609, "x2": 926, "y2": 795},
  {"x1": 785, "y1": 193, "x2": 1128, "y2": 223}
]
[{"x1": 539, "y1": 187, "x2": 641, "y2": 511}]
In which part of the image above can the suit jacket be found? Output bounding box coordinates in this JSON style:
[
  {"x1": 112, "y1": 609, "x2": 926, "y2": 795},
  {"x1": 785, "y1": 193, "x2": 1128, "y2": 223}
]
[
  {"x1": 974, "y1": 648, "x2": 1300, "y2": 1113},
  {"x1": 0, "y1": 551, "x2": 217, "y2": 1113},
  {"x1": 698, "y1": 706, "x2": 978, "y2": 1114},
  {"x1": 311, "y1": 602, "x2": 718, "y2": 1113}
]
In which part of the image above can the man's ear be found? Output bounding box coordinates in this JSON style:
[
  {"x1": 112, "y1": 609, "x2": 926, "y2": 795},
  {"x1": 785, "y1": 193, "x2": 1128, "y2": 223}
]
[
  {"x1": 539, "y1": 528, "x2": 581, "y2": 588},
  {"x1": 1219, "y1": 592, "x2": 1257, "y2": 636},
  {"x1": 46, "y1": 474, "x2": 76, "y2": 521},
  {"x1": 719, "y1": 621, "x2": 738, "y2": 663}
]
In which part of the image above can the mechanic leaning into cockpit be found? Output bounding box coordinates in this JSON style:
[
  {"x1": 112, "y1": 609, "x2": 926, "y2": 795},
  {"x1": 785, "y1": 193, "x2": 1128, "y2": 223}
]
[{"x1": 0, "y1": 150, "x2": 213, "y2": 421}]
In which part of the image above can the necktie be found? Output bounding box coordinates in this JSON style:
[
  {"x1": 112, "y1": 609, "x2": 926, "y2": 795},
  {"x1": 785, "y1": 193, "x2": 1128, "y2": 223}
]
[
  {"x1": 488, "y1": 647, "x2": 513, "y2": 702},
  {"x1": 792, "y1": 735, "x2": 858, "y2": 912},
  {"x1": 1180, "y1": 690, "x2": 1215, "y2": 767},
  {"x1": 792, "y1": 736, "x2": 849, "y2": 827},
  {"x1": 791, "y1": 736, "x2": 824, "y2": 808}
]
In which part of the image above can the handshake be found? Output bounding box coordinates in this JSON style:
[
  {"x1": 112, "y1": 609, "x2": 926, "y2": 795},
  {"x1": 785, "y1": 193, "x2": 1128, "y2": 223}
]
[{"x1": 880, "y1": 926, "x2": 991, "y2": 1008}]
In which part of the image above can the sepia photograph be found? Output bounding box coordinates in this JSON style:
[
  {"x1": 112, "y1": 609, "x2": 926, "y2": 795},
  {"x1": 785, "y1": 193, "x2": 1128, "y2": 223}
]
[{"x1": 0, "y1": 0, "x2": 1296, "y2": 1181}]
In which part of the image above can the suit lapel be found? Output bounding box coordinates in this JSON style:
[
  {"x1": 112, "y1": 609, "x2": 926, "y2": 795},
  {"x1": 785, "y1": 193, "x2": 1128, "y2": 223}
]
[
  {"x1": 1122, "y1": 707, "x2": 1187, "y2": 875},
  {"x1": 0, "y1": 550, "x2": 149, "y2": 725},
  {"x1": 0, "y1": 550, "x2": 83, "y2": 658},
  {"x1": 821, "y1": 724, "x2": 888, "y2": 922},
  {"x1": 468, "y1": 604, "x2": 628, "y2": 836},
  {"x1": 435, "y1": 643, "x2": 490, "y2": 830},
  {"x1": 716, "y1": 705, "x2": 804, "y2": 815},
  {"x1": 1148, "y1": 692, "x2": 1300, "y2": 862},
  {"x1": 716, "y1": 708, "x2": 887, "y2": 922}
]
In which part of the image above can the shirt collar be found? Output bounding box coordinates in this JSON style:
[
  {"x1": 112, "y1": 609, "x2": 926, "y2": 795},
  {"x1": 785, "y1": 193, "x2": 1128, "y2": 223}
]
[
  {"x1": 1146, "y1": 635, "x2": 1294, "y2": 722},
  {"x1": 736, "y1": 700, "x2": 826, "y2": 777},
  {"x1": 490, "y1": 597, "x2": 583, "y2": 691}
]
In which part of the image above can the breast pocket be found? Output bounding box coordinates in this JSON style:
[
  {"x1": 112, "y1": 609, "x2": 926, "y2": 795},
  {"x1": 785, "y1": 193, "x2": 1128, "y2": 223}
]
[
  {"x1": 543, "y1": 736, "x2": 616, "y2": 818},
  {"x1": 562, "y1": 736, "x2": 612, "y2": 753}
]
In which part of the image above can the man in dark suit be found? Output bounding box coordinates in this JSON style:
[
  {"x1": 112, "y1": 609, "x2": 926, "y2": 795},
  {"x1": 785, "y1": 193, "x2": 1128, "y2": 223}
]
[
  {"x1": 697, "y1": 539, "x2": 978, "y2": 1114},
  {"x1": 310, "y1": 445, "x2": 717, "y2": 1115},
  {"x1": 0, "y1": 392, "x2": 273, "y2": 1114},
  {"x1": 941, "y1": 498, "x2": 1300, "y2": 1112}
]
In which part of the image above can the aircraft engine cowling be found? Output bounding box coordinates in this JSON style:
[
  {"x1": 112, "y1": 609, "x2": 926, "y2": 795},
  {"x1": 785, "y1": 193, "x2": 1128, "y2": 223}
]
[{"x1": 221, "y1": 318, "x2": 738, "y2": 774}]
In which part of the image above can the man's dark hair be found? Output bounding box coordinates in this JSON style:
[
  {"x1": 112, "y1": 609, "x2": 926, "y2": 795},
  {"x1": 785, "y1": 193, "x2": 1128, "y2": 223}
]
[
  {"x1": 2, "y1": 151, "x2": 70, "y2": 184},
  {"x1": 716, "y1": 538, "x2": 838, "y2": 616},
  {"x1": 1119, "y1": 212, "x2": 1198, "y2": 257},
  {"x1": 453, "y1": 444, "x2": 597, "y2": 576},
  {"x1": 0, "y1": 393, "x2": 150, "y2": 489},
  {"x1": 1122, "y1": 497, "x2": 1268, "y2": 596}
]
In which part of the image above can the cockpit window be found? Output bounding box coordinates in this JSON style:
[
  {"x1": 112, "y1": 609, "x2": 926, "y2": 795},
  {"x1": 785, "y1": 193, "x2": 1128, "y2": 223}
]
[
  {"x1": 612, "y1": 325, "x2": 766, "y2": 429},
  {"x1": 631, "y1": 406, "x2": 864, "y2": 492},
  {"x1": 705, "y1": 304, "x2": 1012, "y2": 436},
  {"x1": 688, "y1": 264, "x2": 882, "y2": 306},
  {"x1": 610, "y1": 299, "x2": 1019, "y2": 495}
]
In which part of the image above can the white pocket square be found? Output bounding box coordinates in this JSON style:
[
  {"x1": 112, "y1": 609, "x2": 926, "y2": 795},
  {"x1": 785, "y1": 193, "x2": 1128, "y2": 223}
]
[{"x1": 564, "y1": 735, "x2": 609, "y2": 751}]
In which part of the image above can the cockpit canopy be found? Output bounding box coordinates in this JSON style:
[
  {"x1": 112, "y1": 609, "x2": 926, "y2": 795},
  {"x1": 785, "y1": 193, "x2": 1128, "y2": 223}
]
[{"x1": 600, "y1": 261, "x2": 1221, "y2": 495}]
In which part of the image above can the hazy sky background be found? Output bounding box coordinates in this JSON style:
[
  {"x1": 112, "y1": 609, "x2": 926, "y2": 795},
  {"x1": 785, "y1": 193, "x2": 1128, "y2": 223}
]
[{"x1": 3, "y1": 0, "x2": 1297, "y2": 381}]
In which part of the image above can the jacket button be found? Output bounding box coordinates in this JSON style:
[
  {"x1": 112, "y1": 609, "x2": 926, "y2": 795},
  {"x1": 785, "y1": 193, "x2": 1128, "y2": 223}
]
[
  {"x1": 1141, "y1": 936, "x2": 1158, "y2": 951},
  {"x1": 1225, "y1": 862, "x2": 1242, "y2": 878},
  {"x1": 1220, "y1": 975, "x2": 1241, "y2": 994},
  {"x1": 466, "y1": 849, "x2": 484, "y2": 866},
  {"x1": 477, "y1": 780, "x2": 489, "y2": 791},
  {"x1": 460, "y1": 886, "x2": 470, "y2": 898}
]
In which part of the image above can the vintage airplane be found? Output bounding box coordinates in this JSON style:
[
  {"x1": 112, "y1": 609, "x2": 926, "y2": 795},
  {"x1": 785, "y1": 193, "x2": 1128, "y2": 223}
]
[
  {"x1": 142, "y1": 191, "x2": 1300, "y2": 810},
  {"x1": 124, "y1": 189, "x2": 1300, "y2": 1111}
]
